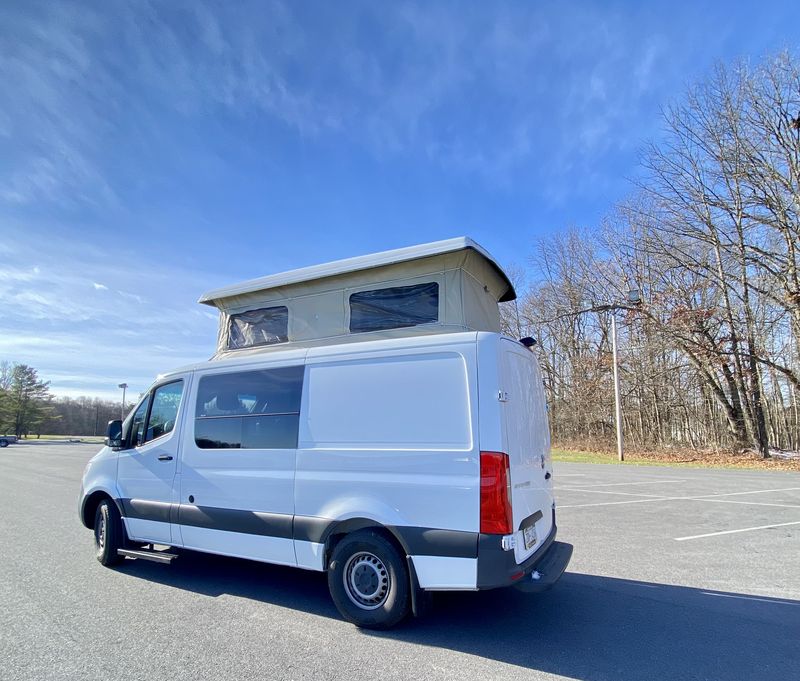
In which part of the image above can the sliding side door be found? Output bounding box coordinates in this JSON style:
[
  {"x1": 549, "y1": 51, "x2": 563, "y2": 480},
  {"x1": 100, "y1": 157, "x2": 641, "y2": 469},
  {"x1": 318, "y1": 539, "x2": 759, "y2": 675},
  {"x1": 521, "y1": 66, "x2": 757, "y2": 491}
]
[{"x1": 176, "y1": 360, "x2": 304, "y2": 566}]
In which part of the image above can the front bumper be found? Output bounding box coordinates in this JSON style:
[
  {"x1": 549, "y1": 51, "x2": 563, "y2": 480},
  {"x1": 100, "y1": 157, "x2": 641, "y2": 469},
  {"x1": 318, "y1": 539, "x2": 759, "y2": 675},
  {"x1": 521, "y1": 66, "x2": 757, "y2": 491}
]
[{"x1": 476, "y1": 510, "x2": 572, "y2": 591}]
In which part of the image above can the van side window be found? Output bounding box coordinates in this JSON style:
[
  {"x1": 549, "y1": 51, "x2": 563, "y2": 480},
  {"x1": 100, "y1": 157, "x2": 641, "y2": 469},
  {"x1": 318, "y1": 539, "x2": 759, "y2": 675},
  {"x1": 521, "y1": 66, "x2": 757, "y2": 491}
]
[
  {"x1": 228, "y1": 307, "x2": 289, "y2": 349},
  {"x1": 145, "y1": 381, "x2": 184, "y2": 443},
  {"x1": 349, "y1": 282, "x2": 439, "y2": 333},
  {"x1": 194, "y1": 366, "x2": 303, "y2": 449},
  {"x1": 130, "y1": 396, "x2": 150, "y2": 448}
]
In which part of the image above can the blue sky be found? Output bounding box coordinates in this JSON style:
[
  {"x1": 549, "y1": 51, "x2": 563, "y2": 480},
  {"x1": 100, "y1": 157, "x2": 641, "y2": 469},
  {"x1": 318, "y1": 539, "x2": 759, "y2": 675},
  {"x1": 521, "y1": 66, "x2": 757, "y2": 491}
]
[{"x1": 1, "y1": 0, "x2": 798, "y2": 399}]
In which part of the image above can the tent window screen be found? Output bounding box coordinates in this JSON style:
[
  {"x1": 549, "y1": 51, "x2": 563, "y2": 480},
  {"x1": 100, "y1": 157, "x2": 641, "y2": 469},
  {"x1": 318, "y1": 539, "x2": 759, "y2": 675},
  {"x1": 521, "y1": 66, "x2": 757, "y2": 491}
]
[
  {"x1": 228, "y1": 306, "x2": 289, "y2": 349},
  {"x1": 349, "y1": 282, "x2": 439, "y2": 333}
]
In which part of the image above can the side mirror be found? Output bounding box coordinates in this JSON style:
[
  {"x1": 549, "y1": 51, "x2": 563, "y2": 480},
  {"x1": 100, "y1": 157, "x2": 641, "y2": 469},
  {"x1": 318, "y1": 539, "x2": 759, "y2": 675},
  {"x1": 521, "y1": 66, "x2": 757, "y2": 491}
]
[{"x1": 105, "y1": 420, "x2": 123, "y2": 449}]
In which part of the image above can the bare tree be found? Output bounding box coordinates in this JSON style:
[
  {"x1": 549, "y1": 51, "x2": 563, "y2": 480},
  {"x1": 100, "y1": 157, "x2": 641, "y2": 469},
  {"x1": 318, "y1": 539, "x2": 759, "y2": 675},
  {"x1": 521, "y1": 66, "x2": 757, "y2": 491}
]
[{"x1": 517, "y1": 53, "x2": 800, "y2": 456}]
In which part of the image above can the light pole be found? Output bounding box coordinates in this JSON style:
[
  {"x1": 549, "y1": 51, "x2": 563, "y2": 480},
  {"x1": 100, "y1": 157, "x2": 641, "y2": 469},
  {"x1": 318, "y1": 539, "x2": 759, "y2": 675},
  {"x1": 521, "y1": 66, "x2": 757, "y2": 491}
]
[
  {"x1": 594, "y1": 289, "x2": 641, "y2": 463},
  {"x1": 610, "y1": 312, "x2": 624, "y2": 462},
  {"x1": 118, "y1": 383, "x2": 128, "y2": 421}
]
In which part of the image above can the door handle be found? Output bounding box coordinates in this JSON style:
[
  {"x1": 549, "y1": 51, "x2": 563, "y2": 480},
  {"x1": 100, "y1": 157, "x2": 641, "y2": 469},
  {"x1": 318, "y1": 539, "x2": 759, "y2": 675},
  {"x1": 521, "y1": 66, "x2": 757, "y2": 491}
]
[{"x1": 158, "y1": 455, "x2": 173, "y2": 461}]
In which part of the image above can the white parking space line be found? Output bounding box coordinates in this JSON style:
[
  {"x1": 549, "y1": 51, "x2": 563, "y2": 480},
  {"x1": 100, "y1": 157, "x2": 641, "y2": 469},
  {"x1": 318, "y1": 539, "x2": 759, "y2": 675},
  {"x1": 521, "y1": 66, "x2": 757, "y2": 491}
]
[
  {"x1": 558, "y1": 488, "x2": 666, "y2": 498},
  {"x1": 559, "y1": 495, "x2": 800, "y2": 510},
  {"x1": 694, "y1": 498, "x2": 800, "y2": 509},
  {"x1": 701, "y1": 592, "x2": 800, "y2": 606},
  {"x1": 559, "y1": 485, "x2": 800, "y2": 509},
  {"x1": 694, "y1": 487, "x2": 800, "y2": 499},
  {"x1": 559, "y1": 497, "x2": 684, "y2": 509},
  {"x1": 556, "y1": 479, "x2": 687, "y2": 489},
  {"x1": 674, "y1": 520, "x2": 800, "y2": 541}
]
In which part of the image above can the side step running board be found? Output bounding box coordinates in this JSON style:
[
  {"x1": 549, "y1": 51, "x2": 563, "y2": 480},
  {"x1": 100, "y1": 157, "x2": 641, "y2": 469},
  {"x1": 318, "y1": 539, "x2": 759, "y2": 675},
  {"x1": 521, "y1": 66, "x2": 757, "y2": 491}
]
[{"x1": 118, "y1": 548, "x2": 178, "y2": 564}]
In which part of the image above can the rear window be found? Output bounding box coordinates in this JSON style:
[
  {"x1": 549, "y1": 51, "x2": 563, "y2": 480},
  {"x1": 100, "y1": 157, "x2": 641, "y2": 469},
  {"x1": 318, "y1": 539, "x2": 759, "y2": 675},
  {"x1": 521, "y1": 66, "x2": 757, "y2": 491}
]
[
  {"x1": 194, "y1": 366, "x2": 303, "y2": 449},
  {"x1": 349, "y1": 283, "x2": 439, "y2": 333},
  {"x1": 228, "y1": 307, "x2": 289, "y2": 349}
]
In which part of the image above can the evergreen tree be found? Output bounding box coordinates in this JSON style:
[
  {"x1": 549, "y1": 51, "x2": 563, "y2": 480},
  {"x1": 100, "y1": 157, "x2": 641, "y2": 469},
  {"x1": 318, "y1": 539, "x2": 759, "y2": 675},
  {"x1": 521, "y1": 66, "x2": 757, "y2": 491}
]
[{"x1": 7, "y1": 364, "x2": 53, "y2": 437}]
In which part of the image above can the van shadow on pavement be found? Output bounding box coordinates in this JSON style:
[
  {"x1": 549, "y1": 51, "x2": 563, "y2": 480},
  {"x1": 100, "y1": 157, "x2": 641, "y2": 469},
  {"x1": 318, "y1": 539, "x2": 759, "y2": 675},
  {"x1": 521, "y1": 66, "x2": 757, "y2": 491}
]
[{"x1": 120, "y1": 550, "x2": 798, "y2": 681}]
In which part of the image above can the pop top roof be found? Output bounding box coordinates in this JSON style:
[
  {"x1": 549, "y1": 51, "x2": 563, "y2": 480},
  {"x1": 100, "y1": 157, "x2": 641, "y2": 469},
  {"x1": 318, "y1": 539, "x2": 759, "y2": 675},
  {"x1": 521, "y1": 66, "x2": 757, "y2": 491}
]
[{"x1": 198, "y1": 237, "x2": 516, "y2": 306}]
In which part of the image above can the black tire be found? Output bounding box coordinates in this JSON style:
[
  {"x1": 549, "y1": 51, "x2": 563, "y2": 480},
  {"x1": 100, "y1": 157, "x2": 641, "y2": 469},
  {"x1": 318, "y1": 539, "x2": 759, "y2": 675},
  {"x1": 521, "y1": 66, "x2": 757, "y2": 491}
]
[
  {"x1": 0, "y1": 439, "x2": 8, "y2": 448},
  {"x1": 94, "y1": 499, "x2": 124, "y2": 566},
  {"x1": 327, "y1": 530, "x2": 410, "y2": 629}
]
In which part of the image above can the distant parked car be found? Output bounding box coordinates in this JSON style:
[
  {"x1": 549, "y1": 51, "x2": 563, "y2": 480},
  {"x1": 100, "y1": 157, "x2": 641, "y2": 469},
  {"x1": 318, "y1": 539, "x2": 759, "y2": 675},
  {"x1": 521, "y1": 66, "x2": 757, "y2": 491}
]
[{"x1": 0, "y1": 435, "x2": 18, "y2": 447}]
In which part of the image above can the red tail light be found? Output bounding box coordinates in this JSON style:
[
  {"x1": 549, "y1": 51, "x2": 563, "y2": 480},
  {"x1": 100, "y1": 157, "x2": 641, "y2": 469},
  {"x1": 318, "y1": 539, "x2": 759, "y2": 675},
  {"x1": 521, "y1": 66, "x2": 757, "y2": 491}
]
[{"x1": 480, "y1": 451, "x2": 513, "y2": 535}]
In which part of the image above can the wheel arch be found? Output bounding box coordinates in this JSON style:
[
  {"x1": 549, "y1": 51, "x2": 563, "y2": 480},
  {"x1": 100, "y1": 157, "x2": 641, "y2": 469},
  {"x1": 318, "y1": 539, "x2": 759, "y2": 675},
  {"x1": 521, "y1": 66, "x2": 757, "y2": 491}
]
[
  {"x1": 322, "y1": 518, "x2": 411, "y2": 568},
  {"x1": 80, "y1": 490, "x2": 123, "y2": 529}
]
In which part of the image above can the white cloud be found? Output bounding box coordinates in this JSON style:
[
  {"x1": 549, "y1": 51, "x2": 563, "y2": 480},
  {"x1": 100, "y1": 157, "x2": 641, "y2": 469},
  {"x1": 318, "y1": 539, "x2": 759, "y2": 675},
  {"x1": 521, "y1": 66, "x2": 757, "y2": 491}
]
[
  {"x1": 116, "y1": 290, "x2": 145, "y2": 304},
  {"x1": 0, "y1": 2, "x2": 118, "y2": 208},
  {"x1": 0, "y1": 1, "x2": 744, "y2": 398},
  {"x1": 0, "y1": 223, "x2": 222, "y2": 396},
  {"x1": 0, "y1": 1, "x2": 680, "y2": 207}
]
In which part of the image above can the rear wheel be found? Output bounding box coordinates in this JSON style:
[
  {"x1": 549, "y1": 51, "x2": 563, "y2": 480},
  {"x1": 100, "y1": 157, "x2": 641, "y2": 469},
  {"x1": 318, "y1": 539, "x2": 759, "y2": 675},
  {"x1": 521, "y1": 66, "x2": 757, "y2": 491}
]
[
  {"x1": 94, "y1": 499, "x2": 124, "y2": 566},
  {"x1": 327, "y1": 530, "x2": 410, "y2": 629},
  {"x1": 0, "y1": 439, "x2": 8, "y2": 448}
]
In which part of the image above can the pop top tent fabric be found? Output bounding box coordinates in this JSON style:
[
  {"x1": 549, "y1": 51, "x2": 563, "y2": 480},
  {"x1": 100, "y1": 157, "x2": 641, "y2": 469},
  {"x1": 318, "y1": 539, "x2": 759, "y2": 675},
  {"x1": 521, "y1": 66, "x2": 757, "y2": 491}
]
[{"x1": 199, "y1": 237, "x2": 516, "y2": 357}]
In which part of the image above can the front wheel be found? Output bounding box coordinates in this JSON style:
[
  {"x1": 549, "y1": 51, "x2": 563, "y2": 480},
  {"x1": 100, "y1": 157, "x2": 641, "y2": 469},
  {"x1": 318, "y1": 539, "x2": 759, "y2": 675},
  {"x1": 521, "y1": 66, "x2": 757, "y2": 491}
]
[
  {"x1": 327, "y1": 530, "x2": 410, "y2": 629},
  {"x1": 0, "y1": 439, "x2": 8, "y2": 448},
  {"x1": 94, "y1": 499, "x2": 124, "y2": 566}
]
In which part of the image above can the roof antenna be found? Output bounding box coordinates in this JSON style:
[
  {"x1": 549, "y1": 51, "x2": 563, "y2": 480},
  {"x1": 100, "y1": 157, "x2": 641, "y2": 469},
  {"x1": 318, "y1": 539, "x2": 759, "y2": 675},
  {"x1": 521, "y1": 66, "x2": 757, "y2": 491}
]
[{"x1": 519, "y1": 337, "x2": 537, "y2": 349}]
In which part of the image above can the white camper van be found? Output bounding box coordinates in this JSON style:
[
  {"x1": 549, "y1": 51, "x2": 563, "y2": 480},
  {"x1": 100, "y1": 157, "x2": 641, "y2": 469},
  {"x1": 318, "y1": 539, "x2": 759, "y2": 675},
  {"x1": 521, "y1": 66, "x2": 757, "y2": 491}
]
[{"x1": 79, "y1": 238, "x2": 572, "y2": 628}]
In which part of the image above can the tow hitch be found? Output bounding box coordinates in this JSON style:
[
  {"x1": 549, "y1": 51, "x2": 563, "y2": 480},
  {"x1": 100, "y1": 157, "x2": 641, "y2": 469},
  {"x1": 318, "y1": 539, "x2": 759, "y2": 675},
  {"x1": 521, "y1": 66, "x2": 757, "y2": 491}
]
[{"x1": 513, "y1": 541, "x2": 573, "y2": 593}]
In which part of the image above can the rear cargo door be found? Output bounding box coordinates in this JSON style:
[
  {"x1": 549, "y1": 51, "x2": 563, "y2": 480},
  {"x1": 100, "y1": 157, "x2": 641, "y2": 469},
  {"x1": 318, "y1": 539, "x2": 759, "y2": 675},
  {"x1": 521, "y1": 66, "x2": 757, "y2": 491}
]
[{"x1": 500, "y1": 339, "x2": 554, "y2": 564}]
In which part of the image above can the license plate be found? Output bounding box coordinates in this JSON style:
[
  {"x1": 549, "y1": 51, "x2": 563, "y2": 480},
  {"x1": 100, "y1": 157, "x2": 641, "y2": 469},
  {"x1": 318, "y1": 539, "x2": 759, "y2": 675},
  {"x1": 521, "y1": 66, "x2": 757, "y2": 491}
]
[{"x1": 523, "y1": 524, "x2": 538, "y2": 550}]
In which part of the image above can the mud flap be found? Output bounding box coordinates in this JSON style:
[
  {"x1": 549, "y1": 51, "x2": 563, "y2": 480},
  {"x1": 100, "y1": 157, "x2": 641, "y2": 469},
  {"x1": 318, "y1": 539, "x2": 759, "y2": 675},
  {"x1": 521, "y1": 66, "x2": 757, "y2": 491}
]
[{"x1": 408, "y1": 557, "x2": 433, "y2": 618}]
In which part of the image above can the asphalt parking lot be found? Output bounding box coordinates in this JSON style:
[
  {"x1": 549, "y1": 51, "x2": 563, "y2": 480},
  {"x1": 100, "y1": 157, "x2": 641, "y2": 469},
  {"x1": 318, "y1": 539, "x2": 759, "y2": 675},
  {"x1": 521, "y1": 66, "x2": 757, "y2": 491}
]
[{"x1": 1, "y1": 442, "x2": 798, "y2": 681}]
